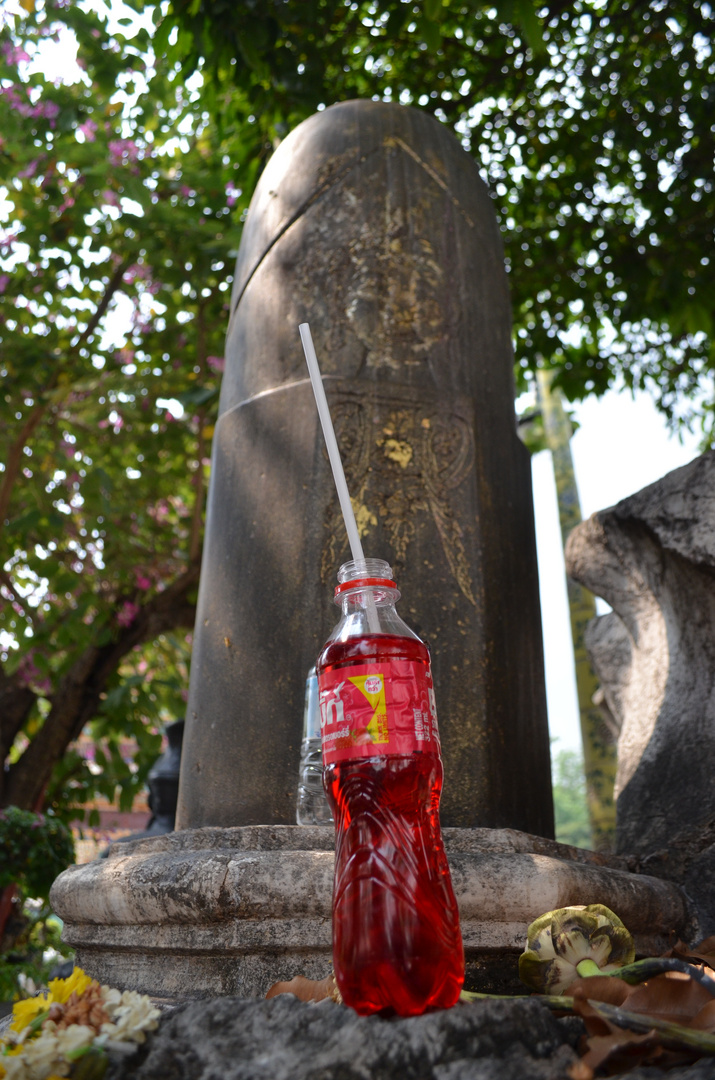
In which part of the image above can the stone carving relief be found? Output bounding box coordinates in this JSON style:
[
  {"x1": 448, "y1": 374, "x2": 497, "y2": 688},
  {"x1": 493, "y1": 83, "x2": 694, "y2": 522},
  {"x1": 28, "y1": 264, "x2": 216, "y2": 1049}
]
[{"x1": 321, "y1": 393, "x2": 476, "y2": 606}]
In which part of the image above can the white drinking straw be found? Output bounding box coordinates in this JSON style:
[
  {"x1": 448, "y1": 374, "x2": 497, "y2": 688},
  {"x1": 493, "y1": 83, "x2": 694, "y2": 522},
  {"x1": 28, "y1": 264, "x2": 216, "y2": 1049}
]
[
  {"x1": 299, "y1": 322, "x2": 380, "y2": 632},
  {"x1": 299, "y1": 322, "x2": 366, "y2": 563}
]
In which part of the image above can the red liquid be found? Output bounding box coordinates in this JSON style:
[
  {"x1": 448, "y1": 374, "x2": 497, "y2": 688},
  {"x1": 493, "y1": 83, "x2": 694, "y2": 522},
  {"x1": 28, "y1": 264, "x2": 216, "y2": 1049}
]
[{"x1": 317, "y1": 633, "x2": 465, "y2": 1016}]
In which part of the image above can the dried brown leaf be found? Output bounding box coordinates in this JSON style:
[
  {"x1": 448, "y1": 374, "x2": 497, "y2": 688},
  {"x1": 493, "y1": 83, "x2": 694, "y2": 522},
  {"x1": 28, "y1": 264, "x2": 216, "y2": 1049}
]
[
  {"x1": 580, "y1": 1030, "x2": 662, "y2": 1074},
  {"x1": 565, "y1": 975, "x2": 632, "y2": 1008},
  {"x1": 568, "y1": 969, "x2": 715, "y2": 1027},
  {"x1": 265, "y1": 973, "x2": 340, "y2": 1004},
  {"x1": 668, "y1": 937, "x2": 715, "y2": 971},
  {"x1": 567, "y1": 1061, "x2": 594, "y2": 1080},
  {"x1": 624, "y1": 972, "x2": 714, "y2": 1026},
  {"x1": 573, "y1": 994, "x2": 668, "y2": 1074},
  {"x1": 691, "y1": 1000, "x2": 715, "y2": 1033}
]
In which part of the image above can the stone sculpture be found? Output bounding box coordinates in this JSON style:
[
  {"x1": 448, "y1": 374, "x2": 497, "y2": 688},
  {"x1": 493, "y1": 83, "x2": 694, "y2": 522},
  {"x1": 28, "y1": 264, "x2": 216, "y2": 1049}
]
[
  {"x1": 176, "y1": 99, "x2": 553, "y2": 835},
  {"x1": 565, "y1": 451, "x2": 715, "y2": 874}
]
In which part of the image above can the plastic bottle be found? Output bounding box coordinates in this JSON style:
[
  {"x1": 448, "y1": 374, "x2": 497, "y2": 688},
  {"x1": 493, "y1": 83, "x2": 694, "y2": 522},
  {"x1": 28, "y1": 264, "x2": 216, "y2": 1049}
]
[
  {"x1": 316, "y1": 558, "x2": 464, "y2": 1016},
  {"x1": 296, "y1": 667, "x2": 334, "y2": 825}
]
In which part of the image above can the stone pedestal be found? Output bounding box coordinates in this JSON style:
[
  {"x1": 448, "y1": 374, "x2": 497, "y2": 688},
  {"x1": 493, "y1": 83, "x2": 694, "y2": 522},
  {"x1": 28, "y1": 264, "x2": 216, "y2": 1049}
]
[{"x1": 50, "y1": 826, "x2": 692, "y2": 1001}]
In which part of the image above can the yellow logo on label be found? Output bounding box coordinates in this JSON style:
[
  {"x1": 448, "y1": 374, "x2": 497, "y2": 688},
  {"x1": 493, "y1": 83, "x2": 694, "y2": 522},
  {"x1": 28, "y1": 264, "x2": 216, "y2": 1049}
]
[{"x1": 349, "y1": 674, "x2": 389, "y2": 744}]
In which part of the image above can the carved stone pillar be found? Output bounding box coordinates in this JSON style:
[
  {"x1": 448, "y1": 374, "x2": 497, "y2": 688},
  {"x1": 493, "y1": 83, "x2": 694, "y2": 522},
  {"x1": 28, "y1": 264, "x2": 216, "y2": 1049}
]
[{"x1": 176, "y1": 99, "x2": 553, "y2": 835}]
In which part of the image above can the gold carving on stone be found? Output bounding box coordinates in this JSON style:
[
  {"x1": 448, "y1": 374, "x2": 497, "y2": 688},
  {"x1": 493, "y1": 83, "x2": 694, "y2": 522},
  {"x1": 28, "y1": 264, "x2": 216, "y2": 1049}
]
[{"x1": 322, "y1": 395, "x2": 476, "y2": 606}]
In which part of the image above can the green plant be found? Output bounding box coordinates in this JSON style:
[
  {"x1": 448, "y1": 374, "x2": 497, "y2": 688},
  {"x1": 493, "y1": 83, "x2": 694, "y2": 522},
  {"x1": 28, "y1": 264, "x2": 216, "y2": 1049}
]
[
  {"x1": 0, "y1": 808, "x2": 75, "y2": 1002},
  {"x1": 552, "y1": 748, "x2": 592, "y2": 849},
  {"x1": 0, "y1": 808, "x2": 75, "y2": 899},
  {"x1": 0, "y1": 901, "x2": 74, "y2": 1002}
]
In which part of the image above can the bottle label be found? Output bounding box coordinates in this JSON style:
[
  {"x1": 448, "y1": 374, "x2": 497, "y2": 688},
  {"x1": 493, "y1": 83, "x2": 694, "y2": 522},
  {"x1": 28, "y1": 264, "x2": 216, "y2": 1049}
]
[{"x1": 318, "y1": 660, "x2": 440, "y2": 764}]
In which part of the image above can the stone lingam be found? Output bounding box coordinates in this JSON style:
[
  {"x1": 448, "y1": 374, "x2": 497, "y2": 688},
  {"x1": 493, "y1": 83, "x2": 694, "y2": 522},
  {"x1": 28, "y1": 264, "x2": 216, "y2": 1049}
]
[{"x1": 51, "y1": 101, "x2": 695, "y2": 1002}]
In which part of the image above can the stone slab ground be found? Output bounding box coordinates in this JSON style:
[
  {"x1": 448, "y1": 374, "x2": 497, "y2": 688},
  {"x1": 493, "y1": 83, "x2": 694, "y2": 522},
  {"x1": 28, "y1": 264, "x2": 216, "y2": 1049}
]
[{"x1": 104, "y1": 994, "x2": 715, "y2": 1080}]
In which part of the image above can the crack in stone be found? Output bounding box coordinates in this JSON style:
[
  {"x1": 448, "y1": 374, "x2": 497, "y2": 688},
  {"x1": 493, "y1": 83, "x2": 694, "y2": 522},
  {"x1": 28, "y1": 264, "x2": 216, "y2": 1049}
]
[
  {"x1": 228, "y1": 147, "x2": 380, "y2": 329},
  {"x1": 382, "y1": 134, "x2": 476, "y2": 229}
]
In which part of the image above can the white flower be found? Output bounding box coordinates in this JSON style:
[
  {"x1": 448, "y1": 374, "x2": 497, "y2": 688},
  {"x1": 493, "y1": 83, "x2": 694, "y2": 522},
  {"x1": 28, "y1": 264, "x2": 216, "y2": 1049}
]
[
  {"x1": 3, "y1": 1029, "x2": 66, "y2": 1080},
  {"x1": 56, "y1": 1023, "x2": 96, "y2": 1056},
  {"x1": 100, "y1": 988, "x2": 160, "y2": 1044}
]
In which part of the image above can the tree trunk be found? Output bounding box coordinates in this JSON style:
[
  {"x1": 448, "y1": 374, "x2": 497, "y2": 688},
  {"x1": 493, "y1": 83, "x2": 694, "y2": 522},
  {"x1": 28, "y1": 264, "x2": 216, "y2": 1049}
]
[
  {"x1": 536, "y1": 369, "x2": 616, "y2": 852},
  {"x1": 1, "y1": 564, "x2": 200, "y2": 812}
]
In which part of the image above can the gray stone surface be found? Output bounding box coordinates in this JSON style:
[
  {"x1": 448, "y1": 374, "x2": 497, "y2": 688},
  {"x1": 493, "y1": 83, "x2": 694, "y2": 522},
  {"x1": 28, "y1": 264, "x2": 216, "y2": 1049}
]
[
  {"x1": 107, "y1": 995, "x2": 581, "y2": 1080},
  {"x1": 50, "y1": 825, "x2": 693, "y2": 1001},
  {"x1": 103, "y1": 995, "x2": 715, "y2": 1080},
  {"x1": 177, "y1": 97, "x2": 553, "y2": 836},
  {"x1": 584, "y1": 611, "x2": 630, "y2": 738},
  {"x1": 565, "y1": 450, "x2": 715, "y2": 858}
]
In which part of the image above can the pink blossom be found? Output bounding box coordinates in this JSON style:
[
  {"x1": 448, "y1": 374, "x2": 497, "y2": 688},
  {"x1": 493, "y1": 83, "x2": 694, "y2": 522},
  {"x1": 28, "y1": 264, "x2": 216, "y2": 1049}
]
[
  {"x1": 59, "y1": 439, "x2": 75, "y2": 459},
  {"x1": 18, "y1": 156, "x2": 42, "y2": 179},
  {"x1": 116, "y1": 347, "x2": 135, "y2": 366},
  {"x1": 207, "y1": 355, "x2": 225, "y2": 373},
  {"x1": 58, "y1": 195, "x2": 75, "y2": 214},
  {"x1": 225, "y1": 182, "x2": 241, "y2": 207},
  {"x1": 16, "y1": 652, "x2": 51, "y2": 694},
  {"x1": 1, "y1": 42, "x2": 31, "y2": 65},
  {"x1": 122, "y1": 263, "x2": 150, "y2": 284},
  {"x1": 78, "y1": 118, "x2": 97, "y2": 142},
  {"x1": 180, "y1": 184, "x2": 193, "y2": 197},
  {"x1": 135, "y1": 573, "x2": 151, "y2": 590},
  {"x1": 108, "y1": 138, "x2": 141, "y2": 166},
  {"x1": 102, "y1": 189, "x2": 120, "y2": 208},
  {"x1": 151, "y1": 501, "x2": 170, "y2": 522},
  {"x1": 117, "y1": 600, "x2": 140, "y2": 628},
  {"x1": 0, "y1": 274, "x2": 9, "y2": 294},
  {"x1": 39, "y1": 100, "x2": 60, "y2": 120}
]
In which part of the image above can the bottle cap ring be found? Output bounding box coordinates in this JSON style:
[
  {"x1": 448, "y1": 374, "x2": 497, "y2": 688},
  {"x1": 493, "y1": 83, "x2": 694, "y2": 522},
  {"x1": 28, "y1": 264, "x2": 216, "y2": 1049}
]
[{"x1": 334, "y1": 577, "x2": 398, "y2": 597}]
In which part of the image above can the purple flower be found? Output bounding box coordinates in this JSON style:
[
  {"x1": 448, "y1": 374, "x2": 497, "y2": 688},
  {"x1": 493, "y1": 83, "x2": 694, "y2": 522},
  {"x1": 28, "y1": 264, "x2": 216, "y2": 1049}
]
[
  {"x1": 0, "y1": 274, "x2": 9, "y2": 294},
  {"x1": 116, "y1": 347, "x2": 135, "y2": 366},
  {"x1": 108, "y1": 138, "x2": 141, "y2": 166},
  {"x1": 18, "y1": 157, "x2": 42, "y2": 179},
  {"x1": 117, "y1": 600, "x2": 140, "y2": 628},
  {"x1": 207, "y1": 355, "x2": 225, "y2": 373},
  {"x1": 225, "y1": 182, "x2": 241, "y2": 208},
  {"x1": 39, "y1": 100, "x2": 60, "y2": 120},
  {"x1": 1, "y1": 43, "x2": 31, "y2": 65},
  {"x1": 78, "y1": 118, "x2": 97, "y2": 142}
]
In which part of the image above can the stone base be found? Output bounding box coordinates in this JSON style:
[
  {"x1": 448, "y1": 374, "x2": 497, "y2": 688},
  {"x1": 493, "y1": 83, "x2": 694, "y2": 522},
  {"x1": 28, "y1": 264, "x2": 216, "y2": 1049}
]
[{"x1": 50, "y1": 826, "x2": 693, "y2": 1001}]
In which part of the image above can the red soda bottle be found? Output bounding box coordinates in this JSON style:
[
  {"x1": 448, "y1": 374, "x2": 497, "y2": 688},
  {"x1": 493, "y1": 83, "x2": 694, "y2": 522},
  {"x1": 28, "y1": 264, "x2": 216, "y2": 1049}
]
[{"x1": 316, "y1": 558, "x2": 464, "y2": 1016}]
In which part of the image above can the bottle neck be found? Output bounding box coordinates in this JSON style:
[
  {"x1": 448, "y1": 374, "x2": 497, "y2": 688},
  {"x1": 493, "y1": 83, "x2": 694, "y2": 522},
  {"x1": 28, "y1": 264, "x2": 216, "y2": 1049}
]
[{"x1": 329, "y1": 559, "x2": 419, "y2": 641}]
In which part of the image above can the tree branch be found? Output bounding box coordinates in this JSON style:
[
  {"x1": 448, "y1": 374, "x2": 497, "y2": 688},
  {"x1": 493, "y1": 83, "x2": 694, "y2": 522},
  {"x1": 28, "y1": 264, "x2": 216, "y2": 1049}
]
[
  {"x1": 75, "y1": 258, "x2": 131, "y2": 347},
  {"x1": 0, "y1": 670, "x2": 37, "y2": 791},
  {"x1": 2, "y1": 560, "x2": 201, "y2": 810},
  {"x1": 0, "y1": 403, "x2": 48, "y2": 529}
]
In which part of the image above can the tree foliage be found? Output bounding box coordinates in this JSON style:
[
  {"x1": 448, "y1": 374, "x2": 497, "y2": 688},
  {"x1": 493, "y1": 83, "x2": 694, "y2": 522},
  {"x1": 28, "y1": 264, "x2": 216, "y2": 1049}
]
[
  {"x1": 0, "y1": 0, "x2": 712, "y2": 821},
  {"x1": 164, "y1": 0, "x2": 714, "y2": 429},
  {"x1": 0, "y1": 0, "x2": 235, "y2": 816},
  {"x1": 552, "y1": 747, "x2": 591, "y2": 849}
]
